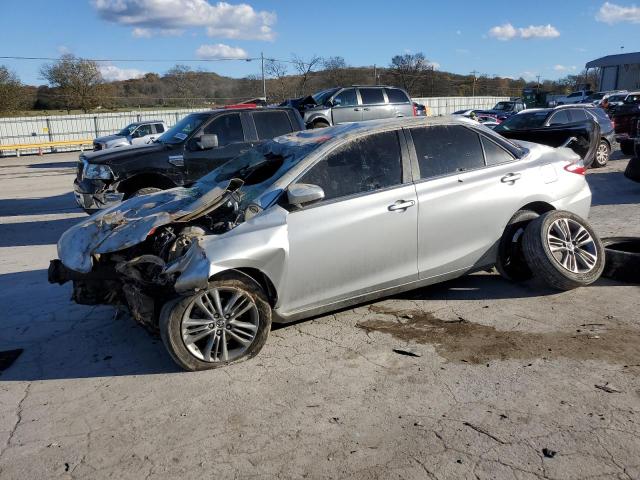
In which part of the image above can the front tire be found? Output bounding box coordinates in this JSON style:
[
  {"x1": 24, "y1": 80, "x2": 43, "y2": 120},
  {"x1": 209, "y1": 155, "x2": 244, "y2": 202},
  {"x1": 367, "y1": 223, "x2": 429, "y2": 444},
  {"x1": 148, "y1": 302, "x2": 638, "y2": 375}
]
[
  {"x1": 522, "y1": 211, "x2": 604, "y2": 290},
  {"x1": 592, "y1": 140, "x2": 610, "y2": 168},
  {"x1": 160, "y1": 275, "x2": 272, "y2": 371}
]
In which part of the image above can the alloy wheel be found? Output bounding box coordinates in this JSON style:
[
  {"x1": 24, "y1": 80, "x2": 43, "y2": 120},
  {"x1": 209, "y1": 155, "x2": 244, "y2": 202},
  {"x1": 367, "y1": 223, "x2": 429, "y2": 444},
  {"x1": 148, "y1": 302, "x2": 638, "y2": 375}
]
[
  {"x1": 546, "y1": 218, "x2": 598, "y2": 274},
  {"x1": 596, "y1": 142, "x2": 609, "y2": 165},
  {"x1": 181, "y1": 287, "x2": 259, "y2": 362}
]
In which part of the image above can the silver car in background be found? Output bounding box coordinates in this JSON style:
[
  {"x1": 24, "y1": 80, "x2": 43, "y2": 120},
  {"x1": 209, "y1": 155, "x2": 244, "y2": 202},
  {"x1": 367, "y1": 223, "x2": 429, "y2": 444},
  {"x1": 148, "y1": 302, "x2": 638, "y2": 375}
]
[
  {"x1": 300, "y1": 85, "x2": 415, "y2": 128},
  {"x1": 50, "y1": 117, "x2": 604, "y2": 371},
  {"x1": 93, "y1": 120, "x2": 167, "y2": 151}
]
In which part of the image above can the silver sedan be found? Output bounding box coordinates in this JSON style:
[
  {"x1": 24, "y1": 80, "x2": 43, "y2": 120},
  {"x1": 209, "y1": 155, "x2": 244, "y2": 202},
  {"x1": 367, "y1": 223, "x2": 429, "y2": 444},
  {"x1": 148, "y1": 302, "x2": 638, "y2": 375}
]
[{"x1": 51, "y1": 117, "x2": 604, "y2": 371}]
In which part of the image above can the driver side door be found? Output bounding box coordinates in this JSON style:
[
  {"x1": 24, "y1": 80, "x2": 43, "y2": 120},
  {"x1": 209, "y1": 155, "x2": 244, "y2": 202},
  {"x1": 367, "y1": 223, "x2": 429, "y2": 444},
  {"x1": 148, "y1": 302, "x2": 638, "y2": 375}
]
[
  {"x1": 130, "y1": 124, "x2": 154, "y2": 145},
  {"x1": 183, "y1": 113, "x2": 249, "y2": 183},
  {"x1": 331, "y1": 88, "x2": 363, "y2": 124}
]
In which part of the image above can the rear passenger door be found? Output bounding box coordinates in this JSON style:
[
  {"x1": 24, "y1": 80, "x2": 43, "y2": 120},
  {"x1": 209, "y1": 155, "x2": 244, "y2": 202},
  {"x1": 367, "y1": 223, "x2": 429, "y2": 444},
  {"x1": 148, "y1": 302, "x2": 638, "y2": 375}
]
[
  {"x1": 183, "y1": 112, "x2": 248, "y2": 182},
  {"x1": 251, "y1": 110, "x2": 295, "y2": 140},
  {"x1": 359, "y1": 87, "x2": 393, "y2": 121},
  {"x1": 385, "y1": 88, "x2": 414, "y2": 117},
  {"x1": 408, "y1": 125, "x2": 528, "y2": 280}
]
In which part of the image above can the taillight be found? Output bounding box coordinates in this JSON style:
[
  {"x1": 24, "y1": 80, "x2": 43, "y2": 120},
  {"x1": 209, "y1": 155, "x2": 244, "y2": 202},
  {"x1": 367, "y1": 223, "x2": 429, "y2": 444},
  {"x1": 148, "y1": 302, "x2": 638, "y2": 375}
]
[
  {"x1": 412, "y1": 104, "x2": 417, "y2": 116},
  {"x1": 564, "y1": 163, "x2": 586, "y2": 175}
]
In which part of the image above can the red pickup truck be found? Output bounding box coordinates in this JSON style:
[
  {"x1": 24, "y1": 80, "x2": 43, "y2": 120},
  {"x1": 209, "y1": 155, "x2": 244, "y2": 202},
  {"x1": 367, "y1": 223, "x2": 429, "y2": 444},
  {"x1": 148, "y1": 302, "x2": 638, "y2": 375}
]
[{"x1": 611, "y1": 92, "x2": 640, "y2": 155}]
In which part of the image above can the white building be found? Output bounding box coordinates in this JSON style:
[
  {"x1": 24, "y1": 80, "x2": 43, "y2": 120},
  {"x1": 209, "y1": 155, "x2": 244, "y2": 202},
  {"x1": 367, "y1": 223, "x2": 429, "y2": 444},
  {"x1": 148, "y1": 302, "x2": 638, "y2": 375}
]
[{"x1": 586, "y1": 52, "x2": 640, "y2": 91}]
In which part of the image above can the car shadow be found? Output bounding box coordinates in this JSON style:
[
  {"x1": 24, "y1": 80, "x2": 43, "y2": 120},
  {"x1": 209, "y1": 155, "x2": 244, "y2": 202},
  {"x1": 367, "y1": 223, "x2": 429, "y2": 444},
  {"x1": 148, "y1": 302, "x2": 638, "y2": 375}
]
[
  {"x1": 0, "y1": 216, "x2": 83, "y2": 247},
  {"x1": 587, "y1": 170, "x2": 639, "y2": 206},
  {"x1": 0, "y1": 269, "x2": 180, "y2": 381},
  {"x1": 0, "y1": 192, "x2": 79, "y2": 216}
]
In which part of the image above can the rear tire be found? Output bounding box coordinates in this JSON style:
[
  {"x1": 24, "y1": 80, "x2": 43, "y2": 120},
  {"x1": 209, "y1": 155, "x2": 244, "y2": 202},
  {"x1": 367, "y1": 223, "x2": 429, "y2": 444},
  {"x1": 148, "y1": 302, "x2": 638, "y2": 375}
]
[
  {"x1": 620, "y1": 139, "x2": 635, "y2": 156},
  {"x1": 495, "y1": 210, "x2": 539, "y2": 282},
  {"x1": 160, "y1": 275, "x2": 272, "y2": 371},
  {"x1": 601, "y1": 237, "x2": 640, "y2": 284},
  {"x1": 592, "y1": 140, "x2": 610, "y2": 168},
  {"x1": 522, "y1": 210, "x2": 604, "y2": 290}
]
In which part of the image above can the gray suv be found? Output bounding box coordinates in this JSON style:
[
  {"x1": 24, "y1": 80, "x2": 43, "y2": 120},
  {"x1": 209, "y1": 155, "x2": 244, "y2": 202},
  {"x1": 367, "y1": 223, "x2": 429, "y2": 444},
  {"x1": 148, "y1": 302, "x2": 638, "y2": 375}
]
[{"x1": 300, "y1": 85, "x2": 415, "y2": 128}]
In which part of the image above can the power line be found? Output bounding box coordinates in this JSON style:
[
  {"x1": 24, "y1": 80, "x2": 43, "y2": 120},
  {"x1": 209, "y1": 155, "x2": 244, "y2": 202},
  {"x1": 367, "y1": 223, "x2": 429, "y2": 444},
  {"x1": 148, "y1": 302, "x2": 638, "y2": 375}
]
[{"x1": 0, "y1": 55, "x2": 261, "y2": 63}]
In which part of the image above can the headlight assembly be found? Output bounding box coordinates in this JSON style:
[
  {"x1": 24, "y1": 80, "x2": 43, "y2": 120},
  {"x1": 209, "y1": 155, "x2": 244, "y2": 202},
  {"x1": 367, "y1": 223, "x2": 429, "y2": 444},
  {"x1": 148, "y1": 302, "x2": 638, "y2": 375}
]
[{"x1": 83, "y1": 162, "x2": 114, "y2": 180}]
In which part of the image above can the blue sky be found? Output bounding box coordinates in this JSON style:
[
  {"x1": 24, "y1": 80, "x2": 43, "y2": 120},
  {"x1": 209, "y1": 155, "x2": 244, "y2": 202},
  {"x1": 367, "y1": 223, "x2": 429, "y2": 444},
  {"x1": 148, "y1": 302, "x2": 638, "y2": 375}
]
[{"x1": 1, "y1": 0, "x2": 639, "y2": 85}]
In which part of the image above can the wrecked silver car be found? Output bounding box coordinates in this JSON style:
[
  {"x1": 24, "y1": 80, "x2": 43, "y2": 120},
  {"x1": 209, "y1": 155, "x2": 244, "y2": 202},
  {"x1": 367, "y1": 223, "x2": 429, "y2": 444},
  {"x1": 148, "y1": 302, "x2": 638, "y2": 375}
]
[{"x1": 50, "y1": 117, "x2": 604, "y2": 371}]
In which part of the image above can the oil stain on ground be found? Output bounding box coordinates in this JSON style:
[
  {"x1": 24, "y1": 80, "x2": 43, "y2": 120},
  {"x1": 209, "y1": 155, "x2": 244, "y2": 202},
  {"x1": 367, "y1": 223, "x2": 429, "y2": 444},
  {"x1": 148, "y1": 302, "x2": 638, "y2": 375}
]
[{"x1": 358, "y1": 305, "x2": 640, "y2": 365}]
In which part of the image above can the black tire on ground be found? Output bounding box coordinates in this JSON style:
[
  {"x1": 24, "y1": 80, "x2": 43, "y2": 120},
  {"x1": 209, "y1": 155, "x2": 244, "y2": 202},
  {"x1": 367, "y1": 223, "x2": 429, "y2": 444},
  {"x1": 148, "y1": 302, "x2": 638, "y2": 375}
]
[
  {"x1": 591, "y1": 140, "x2": 610, "y2": 168},
  {"x1": 160, "y1": 274, "x2": 272, "y2": 371},
  {"x1": 132, "y1": 187, "x2": 163, "y2": 197},
  {"x1": 620, "y1": 139, "x2": 635, "y2": 156},
  {"x1": 522, "y1": 210, "x2": 605, "y2": 290},
  {"x1": 495, "y1": 210, "x2": 539, "y2": 282},
  {"x1": 601, "y1": 237, "x2": 640, "y2": 284},
  {"x1": 311, "y1": 120, "x2": 330, "y2": 129},
  {"x1": 625, "y1": 155, "x2": 640, "y2": 183}
]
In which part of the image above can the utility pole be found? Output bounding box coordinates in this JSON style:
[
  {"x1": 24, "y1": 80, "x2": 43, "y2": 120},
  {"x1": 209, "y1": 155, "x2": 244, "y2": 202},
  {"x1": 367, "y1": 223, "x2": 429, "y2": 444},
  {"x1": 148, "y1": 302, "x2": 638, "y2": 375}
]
[
  {"x1": 261, "y1": 52, "x2": 266, "y2": 102},
  {"x1": 471, "y1": 70, "x2": 478, "y2": 97},
  {"x1": 373, "y1": 64, "x2": 377, "y2": 85}
]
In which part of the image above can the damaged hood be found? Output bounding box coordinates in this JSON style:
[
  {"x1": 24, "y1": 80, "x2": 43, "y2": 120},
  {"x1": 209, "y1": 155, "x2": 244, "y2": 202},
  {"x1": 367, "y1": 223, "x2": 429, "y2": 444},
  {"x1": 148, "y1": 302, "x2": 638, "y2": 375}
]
[{"x1": 58, "y1": 179, "x2": 242, "y2": 273}]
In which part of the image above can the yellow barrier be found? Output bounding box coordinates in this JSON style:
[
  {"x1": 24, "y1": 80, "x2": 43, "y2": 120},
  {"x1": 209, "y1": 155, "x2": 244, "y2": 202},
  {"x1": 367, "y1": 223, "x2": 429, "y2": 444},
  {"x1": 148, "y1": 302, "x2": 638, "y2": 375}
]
[{"x1": 0, "y1": 139, "x2": 93, "y2": 156}]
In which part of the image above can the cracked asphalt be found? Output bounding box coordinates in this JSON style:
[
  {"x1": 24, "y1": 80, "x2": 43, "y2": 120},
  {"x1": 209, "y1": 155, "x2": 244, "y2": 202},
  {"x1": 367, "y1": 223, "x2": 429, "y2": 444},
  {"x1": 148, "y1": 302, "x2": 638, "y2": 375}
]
[{"x1": 1, "y1": 150, "x2": 639, "y2": 479}]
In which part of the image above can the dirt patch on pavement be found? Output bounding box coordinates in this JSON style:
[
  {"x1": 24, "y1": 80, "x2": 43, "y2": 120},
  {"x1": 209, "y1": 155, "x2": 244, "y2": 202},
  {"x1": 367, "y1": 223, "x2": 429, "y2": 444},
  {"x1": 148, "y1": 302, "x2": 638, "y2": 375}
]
[{"x1": 359, "y1": 305, "x2": 640, "y2": 366}]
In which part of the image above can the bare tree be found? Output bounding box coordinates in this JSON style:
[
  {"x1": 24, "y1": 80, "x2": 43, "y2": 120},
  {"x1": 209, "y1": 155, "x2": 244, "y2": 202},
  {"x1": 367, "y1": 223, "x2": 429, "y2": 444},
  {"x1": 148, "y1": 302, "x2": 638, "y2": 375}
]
[
  {"x1": 321, "y1": 56, "x2": 348, "y2": 87},
  {"x1": 389, "y1": 52, "x2": 432, "y2": 94},
  {"x1": 291, "y1": 54, "x2": 322, "y2": 96},
  {"x1": 40, "y1": 54, "x2": 104, "y2": 112},
  {"x1": 0, "y1": 65, "x2": 27, "y2": 112},
  {"x1": 265, "y1": 59, "x2": 289, "y2": 102}
]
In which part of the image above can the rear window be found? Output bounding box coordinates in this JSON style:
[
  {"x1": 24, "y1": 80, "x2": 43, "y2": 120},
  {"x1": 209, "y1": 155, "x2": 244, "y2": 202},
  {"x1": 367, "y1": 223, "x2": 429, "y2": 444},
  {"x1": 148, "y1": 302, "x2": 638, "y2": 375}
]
[
  {"x1": 568, "y1": 109, "x2": 588, "y2": 121},
  {"x1": 253, "y1": 111, "x2": 294, "y2": 140},
  {"x1": 359, "y1": 88, "x2": 385, "y2": 105},
  {"x1": 590, "y1": 108, "x2": 612, "y2": 122},
  {"x1": 495, "y1": 111, "x2": 548, "y2": 131},
  {"x1": 624, "y1": 94, "x2": 640, "y2": 104},
  {"x1": 385, "y1": 88, "x2": 410, "y2": 104}
]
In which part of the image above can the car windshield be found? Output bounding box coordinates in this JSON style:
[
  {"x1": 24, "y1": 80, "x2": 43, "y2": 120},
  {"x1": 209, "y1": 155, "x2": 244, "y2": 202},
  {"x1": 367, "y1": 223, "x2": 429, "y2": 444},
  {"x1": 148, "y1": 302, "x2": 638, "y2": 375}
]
[
  {"x1": 195, "y1": 136, "x2": 325, "y2": 206},
  {"x1": 590, "y1": 93, "x2": 605, "y2": 100},
  {"x1": 494, "y1": 111, "x2": 549, "y2": 131},
  {"x1": 116, "y1": 124, "x2": 137, "y2": 136},
  {"x1": 156, "y1": 113, "x2": 209, "y2": 144},
  {"x1": 493, "y1": 102, "x2": 514, "y2": 111},
  {"x1": 623, "y1": 94, "x2": 640, "y2": 104},
  {"x1": 312, "y1": 88, "x2": 339, "y2": 106}
]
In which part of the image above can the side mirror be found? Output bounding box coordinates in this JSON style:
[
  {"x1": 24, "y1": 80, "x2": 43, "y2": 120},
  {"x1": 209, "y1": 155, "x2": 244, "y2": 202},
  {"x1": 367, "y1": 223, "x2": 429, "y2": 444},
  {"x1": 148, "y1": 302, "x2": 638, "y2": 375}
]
[
  {"x1": 196, "y1": 134, "x2": 219, "y2": 150},
  {"x1": 287, "y1": 183, "x2": 325, "y2": 207}
]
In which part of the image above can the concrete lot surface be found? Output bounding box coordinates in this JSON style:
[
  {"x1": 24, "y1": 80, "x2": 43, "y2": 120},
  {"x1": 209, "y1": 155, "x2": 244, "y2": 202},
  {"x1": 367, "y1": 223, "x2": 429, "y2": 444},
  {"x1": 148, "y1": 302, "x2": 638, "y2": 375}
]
[{"x1": 1, "y1": 150, "x2": 639, "y2": 479}]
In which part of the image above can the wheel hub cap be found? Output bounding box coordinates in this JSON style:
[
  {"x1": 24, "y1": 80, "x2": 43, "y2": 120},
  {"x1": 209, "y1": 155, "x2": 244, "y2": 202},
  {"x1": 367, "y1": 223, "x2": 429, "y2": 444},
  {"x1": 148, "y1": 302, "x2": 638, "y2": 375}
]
[{"x1": 546, "y1": 218, "x2": 597, "y2": 274}]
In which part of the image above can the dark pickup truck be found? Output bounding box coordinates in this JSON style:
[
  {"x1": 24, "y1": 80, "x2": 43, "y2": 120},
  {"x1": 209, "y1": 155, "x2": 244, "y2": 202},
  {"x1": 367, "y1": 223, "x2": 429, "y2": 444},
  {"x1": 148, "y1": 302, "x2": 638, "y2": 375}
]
[
  {"x1": 611, "y1": 92, "x2": 640, "y2": 156},
  {"x1": 74, "y1": 107, "x2": 305, "y2": 212}
]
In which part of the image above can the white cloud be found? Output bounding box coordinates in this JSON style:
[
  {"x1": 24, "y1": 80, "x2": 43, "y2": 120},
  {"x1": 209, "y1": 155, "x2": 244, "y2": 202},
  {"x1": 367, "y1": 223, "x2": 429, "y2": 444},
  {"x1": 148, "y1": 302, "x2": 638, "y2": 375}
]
[
  {"x1": 455, "y1": 48, "x2": 470, "y2": 54},
  {"x1": 488, "y1": 22, "x2": 560, "y2": 40},
  {"x1": 132, "y1": 27, "x2": 183, "y2": 37},
  {"x1": 196, "y1": 43, "x2": 248, "y2": 59},
  {"x1": 99, "y1": 64, "x2": 146, "y2": 81},
  {"x1": 93, "y1": 0, "x2": 276, "y2": 40},
  {"x1": 519, "y1": 71, "x2": 538, "y2": 81},
  {"x1": 553, "y1": 64, "x2": 577, "y2": 72},
  {"x1": 426, "y1": 61, "x2": 440, "y2": 70},
  {"x1": 57, "y1": 45, "x2": 71, "y2": 55},
  {"x1": 456, "y1": 30, "x2": 462, "y2": 35},
  {"x1": 596, "y1": 1, "x2": 640, "y2": 24}
]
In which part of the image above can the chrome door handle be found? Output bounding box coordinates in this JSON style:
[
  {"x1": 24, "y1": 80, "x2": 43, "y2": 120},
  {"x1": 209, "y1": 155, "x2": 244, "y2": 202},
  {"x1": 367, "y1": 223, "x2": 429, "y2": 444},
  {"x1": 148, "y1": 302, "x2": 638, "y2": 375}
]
[
  {"x1": 501, "y1": 173, "x2": 522, "y2": 183},
  {"x1": 388, "y1": 200, "x2": 415, "y2": 211},
  {"x1": 363, "y1": 107, "x2": 370, "y2": 111},
  {"x1": 353, "y1": 108, "x2": 361, "y2": 111}
]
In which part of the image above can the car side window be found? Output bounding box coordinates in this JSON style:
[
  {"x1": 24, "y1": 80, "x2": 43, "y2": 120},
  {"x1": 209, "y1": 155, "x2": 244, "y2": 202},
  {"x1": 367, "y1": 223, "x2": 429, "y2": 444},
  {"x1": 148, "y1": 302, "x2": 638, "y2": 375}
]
[
  {"x1": 481, "y1": 135, "x2": 515, "y2": 166},
  {"x1": 136, "y1": 124, "x2": 153, "y2": 136},
  {"x1": 385, "y1": 88, "x2": 410, "y2": 104},
  {"x1": 359, "y1": 88, "x2": 385, "y2": 105},
  {"x1": 568, "y1": 108, "x2": 588, "y2": 121},
  {"x1": 154, "y1": 123, "x2": 165, "y2": 134},
  {"x1": 333, "y1": 89, "x2": 358, "y2": 107},
  {"x1": 252, "y1": 111, "x2": 293, "y2": 140},
  {"x1": 203, "y1": 113, "x2": 244, "y2": 146},
  {"x1": 298, "y1": 130, "x2": 403, "y2": 203},
  {"x1": 548, "y1": 110, "x2": 571, "y2": 125},
  {"x1": 410, "y1": 125, "x2": 485, "y2": 179}
]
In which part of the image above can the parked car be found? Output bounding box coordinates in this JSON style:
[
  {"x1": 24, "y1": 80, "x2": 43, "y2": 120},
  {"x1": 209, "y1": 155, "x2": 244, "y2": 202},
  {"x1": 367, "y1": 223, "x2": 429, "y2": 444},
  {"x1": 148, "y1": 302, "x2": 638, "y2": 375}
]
[
  {"x1": 554, "y1": 90, "x2": 594, "y2": 106},
  {"x1": 74, "y1": 107, "x2": 305, "y2": 212},
  {"x1": 93, "y1": 121, "x2": 167, "y2": 151},
  {"x1": 479, "y1": 100, "x2": 526, "y2": 121},
  {"x1": 413, "y1": 102, "x2": 427, "y2": 116},
  {"x1": 611, "y1": 92, "x2": 640, "y2": 156},
  {"x1": 603, "y1": 92, "x2": 629, "y2": 114},
  {"x1": 50, "y1": 116, "x2": 604, "y2": 371},
  {"x1": 494, "y1": 105, "x2": 613, "y2": 167},
  {"x1": 284, "y1": 85, "x2": 415, "y2": 128}
]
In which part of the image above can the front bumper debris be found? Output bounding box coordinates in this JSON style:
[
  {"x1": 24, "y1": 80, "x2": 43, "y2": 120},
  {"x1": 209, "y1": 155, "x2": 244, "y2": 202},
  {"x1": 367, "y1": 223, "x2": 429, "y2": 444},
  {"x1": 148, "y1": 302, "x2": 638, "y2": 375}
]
[{"x1": 74, "y1": 181, "x2": 124, "y2": 211}]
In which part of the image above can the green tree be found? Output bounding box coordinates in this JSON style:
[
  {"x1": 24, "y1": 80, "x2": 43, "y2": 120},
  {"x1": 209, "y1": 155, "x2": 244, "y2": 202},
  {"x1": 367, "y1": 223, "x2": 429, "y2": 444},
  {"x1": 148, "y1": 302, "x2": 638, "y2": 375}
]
[
  {"x1": 40, "y1": 54, "x2": 104, "y2": 112},
  {"x1": 0, "y1": 65, "x2": 26, "y2": 112}
]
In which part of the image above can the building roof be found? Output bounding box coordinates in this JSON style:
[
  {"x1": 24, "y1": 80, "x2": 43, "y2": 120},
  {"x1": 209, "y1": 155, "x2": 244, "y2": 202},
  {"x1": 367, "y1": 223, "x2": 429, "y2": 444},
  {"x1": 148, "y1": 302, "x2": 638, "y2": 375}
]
[{"x1": 586, "y1": 52, "x2": 640, "y2": 68}]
